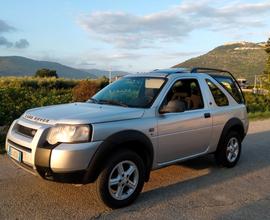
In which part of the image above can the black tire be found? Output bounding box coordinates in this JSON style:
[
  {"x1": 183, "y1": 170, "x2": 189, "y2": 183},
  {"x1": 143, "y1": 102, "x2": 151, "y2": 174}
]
[
  {"x1": 96, "y1": 150, "x2": 145, "y2": 209},
  {"x1": 215, "y1": 131, "x2": 242, "y2": 168}
]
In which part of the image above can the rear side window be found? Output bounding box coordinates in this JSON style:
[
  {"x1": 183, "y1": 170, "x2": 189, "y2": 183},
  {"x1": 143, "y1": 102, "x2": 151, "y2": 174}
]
[
  {"x1": 210, "y1": 75, "x2": 244, "y2": 104},
  {"x1": 206, "y1": 79, "x2": 229, "y2": 106}
]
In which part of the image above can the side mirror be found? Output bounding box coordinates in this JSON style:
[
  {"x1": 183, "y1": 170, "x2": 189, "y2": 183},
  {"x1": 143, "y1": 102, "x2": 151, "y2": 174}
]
[{"x1": 160, "y1": 100, "x2": 185, "y2": 114}]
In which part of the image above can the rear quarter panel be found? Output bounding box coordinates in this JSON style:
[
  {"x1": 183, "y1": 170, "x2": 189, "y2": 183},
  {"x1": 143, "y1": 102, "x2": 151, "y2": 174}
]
[{"x1": 203, "y1": 74, "x2": 248, "y2": 152}]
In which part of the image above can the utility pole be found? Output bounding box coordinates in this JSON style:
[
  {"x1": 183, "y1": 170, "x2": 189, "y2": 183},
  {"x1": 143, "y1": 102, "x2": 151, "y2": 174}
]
[
  {"x1": 109, "y1": 66, "x2": 112, "y2": 84},
  {"x1": 254, "y1": 75, "x2": 257, "y2": 92}
]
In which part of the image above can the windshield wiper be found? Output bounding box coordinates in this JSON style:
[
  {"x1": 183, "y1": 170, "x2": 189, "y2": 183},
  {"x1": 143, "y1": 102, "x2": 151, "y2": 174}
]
[{"x1": 98, "y1": 99, "x2": 129, "y2": 107}]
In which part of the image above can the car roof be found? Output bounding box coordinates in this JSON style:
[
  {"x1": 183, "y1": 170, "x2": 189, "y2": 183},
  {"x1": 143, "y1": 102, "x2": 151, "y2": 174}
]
[
  {"x1": 126, "y1": 68, "x2": 200, "y2": 78},
  {"x1": 125, "y1": 67, "x2": 234, "y2": 80}
]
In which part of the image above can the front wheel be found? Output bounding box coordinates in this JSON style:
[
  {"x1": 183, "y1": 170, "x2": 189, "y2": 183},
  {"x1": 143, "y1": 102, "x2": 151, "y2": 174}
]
[
  {"x1": 96, "y1": 150, "x2": 145, "y2": 208},
  {"x1": 215, "y1": 131, "x2": 242, "y2": 168}
]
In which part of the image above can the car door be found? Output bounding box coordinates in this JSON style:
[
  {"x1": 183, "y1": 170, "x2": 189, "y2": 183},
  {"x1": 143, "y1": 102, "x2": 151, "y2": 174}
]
[{"x1": 157, "y1": 77, "x2": 212, "y2": 164}]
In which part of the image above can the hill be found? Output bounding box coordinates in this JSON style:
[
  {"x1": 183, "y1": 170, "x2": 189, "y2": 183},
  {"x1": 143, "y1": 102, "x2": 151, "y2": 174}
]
[
  {"x1": 80, "y1": 68, "x2": 130, "y2": 78},
  {"x1": 173, "y1": 42, "x2": 268, "y2": 81},
  {"x1": 0, "y1": 56, "x2": 97, "y2": 79}
]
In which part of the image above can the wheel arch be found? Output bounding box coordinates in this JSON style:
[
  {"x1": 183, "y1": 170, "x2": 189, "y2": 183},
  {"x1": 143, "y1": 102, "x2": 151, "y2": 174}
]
[
  {"x1": 218, "y1": 118, "x2": 245, "y2": 149},
  {"x1": 84, "y1": 130, "x2": 154, "y2": 183}
]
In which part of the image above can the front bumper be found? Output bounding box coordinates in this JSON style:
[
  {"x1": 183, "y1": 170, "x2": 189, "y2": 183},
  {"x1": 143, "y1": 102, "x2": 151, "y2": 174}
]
[
  {"x1": 35, "y1": 141, "x2": 102, "y2": 173},
  {"x1": 6, "y1": 118, "x2": 102, "y2": 183}
]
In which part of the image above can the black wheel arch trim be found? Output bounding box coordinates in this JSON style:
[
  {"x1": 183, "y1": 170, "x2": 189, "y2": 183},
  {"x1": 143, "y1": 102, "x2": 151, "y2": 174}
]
[
  {"x1": 217, "y1": 117, "x2": 246, "y2": 148},
  {"x1": 84, "y1": 130, "x2": 154, "y2": 183}
]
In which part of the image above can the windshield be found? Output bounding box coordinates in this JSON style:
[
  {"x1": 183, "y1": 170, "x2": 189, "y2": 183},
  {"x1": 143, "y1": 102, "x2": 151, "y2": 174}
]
[{"x1": 89, "y1": 77, "x2": 166, "y2": 108}]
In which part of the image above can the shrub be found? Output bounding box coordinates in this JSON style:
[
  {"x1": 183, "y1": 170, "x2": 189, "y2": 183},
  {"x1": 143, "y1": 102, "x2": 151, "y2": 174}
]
[
  {"x1": 72, "y1": 80, "x2": 100, "y2": 102},
  {"x1": 0, "y1": 126, "x2": 9, "y2": 153},
  {"x1": 98, "y1": 76, "x2": 110, "y2": 89},
  {"x1": 35, "y1": 68, "x2": 58, "y2": 78},
  {"x1": 244, "y1": 92, "x2": 270, "y2": 113},
  {"x1": 0, "y1": 77, "x2": 109, "y2": 127},
  {"x1": 0, "y1": 77, "x2": 78, "y2": 89},
  {"x1": 0, "y1": 87, "x2": 73, "y2": 126}
]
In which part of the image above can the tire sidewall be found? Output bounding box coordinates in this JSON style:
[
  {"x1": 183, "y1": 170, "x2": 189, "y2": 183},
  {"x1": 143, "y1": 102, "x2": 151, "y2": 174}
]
[
  {"x1": 216, "y1": 131, "x2": 242, "y2": 168},
  {"x1": 96, "y1": 150, "x2": 145, "y2": 208}
]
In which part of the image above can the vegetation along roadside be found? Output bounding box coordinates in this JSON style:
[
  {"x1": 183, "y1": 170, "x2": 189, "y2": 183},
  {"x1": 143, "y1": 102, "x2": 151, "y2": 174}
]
[{"x1": 0, "y1": 76, "x2": 109, "y2": 154}]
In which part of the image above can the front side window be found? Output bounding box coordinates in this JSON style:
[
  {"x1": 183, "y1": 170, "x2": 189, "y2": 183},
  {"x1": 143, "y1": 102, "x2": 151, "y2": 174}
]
[
  {"x1": 206, "y1": 79, "x2": 229, "y2": 107},
  {"x1": 160, "y1": 78, "x2": 204, "y2": 113},
  {"x1": 90, "y1": 77, "x2": 166, "y2": 108}
]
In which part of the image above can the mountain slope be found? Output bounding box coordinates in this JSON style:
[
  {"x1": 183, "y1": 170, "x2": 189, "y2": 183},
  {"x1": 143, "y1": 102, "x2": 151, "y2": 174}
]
[
  {"x1": 80, "y1": 68, "x2": 130, "y2": 78},
  {"x1": 173, "y1": 42, "x2": 268, "y2": 81},
  {"x1": 0, "y1": 56, "x2": 97, "y2": 79}
]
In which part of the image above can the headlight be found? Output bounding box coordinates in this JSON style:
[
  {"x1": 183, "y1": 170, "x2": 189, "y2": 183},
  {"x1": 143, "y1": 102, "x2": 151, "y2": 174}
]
[{"x1": 47, "y1": 124, "x2": 91, "y2": 145}]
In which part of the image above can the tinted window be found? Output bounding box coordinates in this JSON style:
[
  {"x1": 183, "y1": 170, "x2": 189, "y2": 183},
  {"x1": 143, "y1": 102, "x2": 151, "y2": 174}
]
[
  {"x1": 206, "y1": 79, "x2": 229, "y2": 106},
  {"x1": 161, "y1": 78, "x2": 204, "y2": 112},
  {"x1": 210, "y1": 75, "x2": 244, "y2": 104}
]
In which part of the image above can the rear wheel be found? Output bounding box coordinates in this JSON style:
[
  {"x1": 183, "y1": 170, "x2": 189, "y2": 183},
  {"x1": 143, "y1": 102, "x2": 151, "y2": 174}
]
[
  {"x1": 215, "y1": 131, "x2": 241, "y2": 168},
  {"x1": 96, "y1": 150, "x2": 145, "y2": 208}
]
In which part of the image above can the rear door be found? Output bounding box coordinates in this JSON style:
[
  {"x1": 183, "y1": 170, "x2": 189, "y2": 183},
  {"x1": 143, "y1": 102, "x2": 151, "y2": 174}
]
[{"x1": 157, "y1": 77, "x2": 213, "y2": 164}]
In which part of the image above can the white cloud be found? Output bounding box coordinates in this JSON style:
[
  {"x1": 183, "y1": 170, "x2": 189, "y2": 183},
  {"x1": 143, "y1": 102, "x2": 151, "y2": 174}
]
[{"x1": 78, "y1": 1, "x2": 270, "y2": 49}]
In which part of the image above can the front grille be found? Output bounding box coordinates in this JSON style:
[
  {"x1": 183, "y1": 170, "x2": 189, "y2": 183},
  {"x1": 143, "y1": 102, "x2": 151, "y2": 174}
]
[
  {"x1": 16, "y1": 124, "x2": 37, "y2": 138},
  {"x1": 7, "y1": 139, "x2": 32, "y2": 153}
]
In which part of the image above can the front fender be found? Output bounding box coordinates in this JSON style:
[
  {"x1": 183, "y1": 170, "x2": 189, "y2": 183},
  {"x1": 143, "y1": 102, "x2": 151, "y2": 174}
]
[{"x1": 83, "y1": 130, "x2": 154, "y2": 183}]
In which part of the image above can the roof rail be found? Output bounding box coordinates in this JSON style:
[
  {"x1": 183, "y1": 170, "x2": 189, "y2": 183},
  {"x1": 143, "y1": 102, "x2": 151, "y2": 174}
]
[{"x1": 190, "y1": 67, "x2": 231, "y2": 74}]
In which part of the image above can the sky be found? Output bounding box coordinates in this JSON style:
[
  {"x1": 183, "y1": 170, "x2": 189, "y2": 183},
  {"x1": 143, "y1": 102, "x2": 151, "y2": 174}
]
[{"x1": 0, "y1": 0, "x2": 270, "y2": 72}]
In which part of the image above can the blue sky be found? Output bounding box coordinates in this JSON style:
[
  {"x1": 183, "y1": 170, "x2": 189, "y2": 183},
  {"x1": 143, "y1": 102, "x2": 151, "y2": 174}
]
[{"x1": 1, "y1": 0, "x2": 270, "y2": 72}]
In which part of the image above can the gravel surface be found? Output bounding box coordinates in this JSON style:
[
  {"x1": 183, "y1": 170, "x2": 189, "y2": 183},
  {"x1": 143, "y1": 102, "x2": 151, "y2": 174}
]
[{"x1": 0, "y1": 119, "x2": 270, "y2": 220}]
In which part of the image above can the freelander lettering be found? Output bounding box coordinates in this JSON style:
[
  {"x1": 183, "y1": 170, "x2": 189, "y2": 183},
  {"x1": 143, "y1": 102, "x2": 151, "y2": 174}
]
[{"x1": 24, "y1": 114, "x2": 50, "y2": 123}]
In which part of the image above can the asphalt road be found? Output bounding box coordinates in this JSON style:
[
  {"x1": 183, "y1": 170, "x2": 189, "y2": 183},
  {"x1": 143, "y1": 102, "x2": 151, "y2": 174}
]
[{"x1": 1, "y1": 119, "x2": 270, "y2": 220}]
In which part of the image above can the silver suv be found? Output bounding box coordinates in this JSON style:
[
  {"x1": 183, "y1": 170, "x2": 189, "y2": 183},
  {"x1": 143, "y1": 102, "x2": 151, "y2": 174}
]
[{"x1": 6, "y1": 67, "x2": 248, "y2": 208}]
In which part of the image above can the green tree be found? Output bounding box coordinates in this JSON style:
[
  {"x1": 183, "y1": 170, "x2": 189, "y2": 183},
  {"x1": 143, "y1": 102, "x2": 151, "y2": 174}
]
[
  {"x1": 262, "y1": 38, "x2": 270, "y2": 89},
  {"x1": 264, "y1": 38, "x2": 270, "y2": 74},
  {"x1": 35, "y1": 68, "x2": 58, "y2": 78}
]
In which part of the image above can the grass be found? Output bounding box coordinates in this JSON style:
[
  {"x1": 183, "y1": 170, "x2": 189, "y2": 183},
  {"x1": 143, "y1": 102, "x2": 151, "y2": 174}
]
[{"x1": 248, "y1": 111, "x2": 270, "y2": 121}]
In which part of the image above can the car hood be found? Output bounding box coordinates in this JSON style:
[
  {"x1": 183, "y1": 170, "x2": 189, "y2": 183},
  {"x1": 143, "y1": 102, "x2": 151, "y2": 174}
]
[{"x1": 22, "y1": 102, "x2": 145, "y2": 125}]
